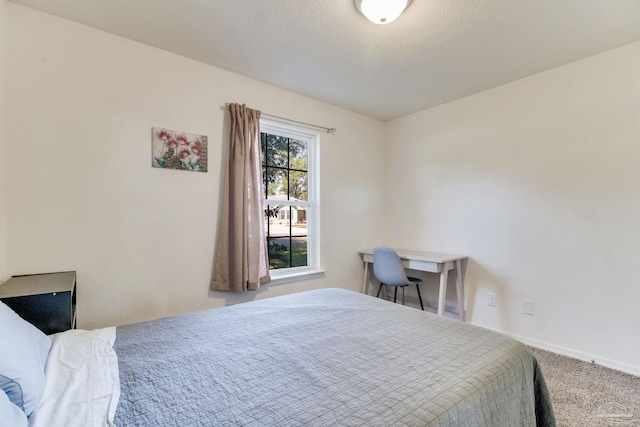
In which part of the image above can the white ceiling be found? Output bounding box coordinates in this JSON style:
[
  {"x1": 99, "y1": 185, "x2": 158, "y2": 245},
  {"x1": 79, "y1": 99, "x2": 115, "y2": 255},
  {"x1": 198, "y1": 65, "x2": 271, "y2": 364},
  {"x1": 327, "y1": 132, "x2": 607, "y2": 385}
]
[{"x1": 8, "y1": 0, "x2": 640, "y2": 121}]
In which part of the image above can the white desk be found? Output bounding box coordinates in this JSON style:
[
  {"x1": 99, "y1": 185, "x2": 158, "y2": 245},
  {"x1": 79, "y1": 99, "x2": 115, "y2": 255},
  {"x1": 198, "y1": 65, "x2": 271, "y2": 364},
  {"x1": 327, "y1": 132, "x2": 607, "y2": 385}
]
[{"x1": 359, "y1": 249, "x2": 467, "y2": 321}]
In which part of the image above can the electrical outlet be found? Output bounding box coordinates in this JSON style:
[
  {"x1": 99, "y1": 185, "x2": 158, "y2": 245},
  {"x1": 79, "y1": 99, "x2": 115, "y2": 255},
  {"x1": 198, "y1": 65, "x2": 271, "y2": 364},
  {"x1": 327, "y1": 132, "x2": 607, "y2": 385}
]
[
  {"x1": 522, "y1": 300, "x2": 534, "y2": 315},
  {"x1": 488, "y1": 293, "x2": 497, "y2": 307}
]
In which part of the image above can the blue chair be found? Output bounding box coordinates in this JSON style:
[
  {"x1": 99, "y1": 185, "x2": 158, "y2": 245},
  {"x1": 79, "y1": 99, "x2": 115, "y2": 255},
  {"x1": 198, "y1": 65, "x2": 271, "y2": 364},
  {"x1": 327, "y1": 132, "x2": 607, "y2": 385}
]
[{"x1": 373, "y1": 247, "x2": 424, "y2": 310}]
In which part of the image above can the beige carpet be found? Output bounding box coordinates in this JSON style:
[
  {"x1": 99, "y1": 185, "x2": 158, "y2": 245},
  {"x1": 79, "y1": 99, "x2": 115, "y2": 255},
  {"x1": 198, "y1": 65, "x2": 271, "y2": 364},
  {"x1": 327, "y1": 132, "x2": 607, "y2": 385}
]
[{"x1": 530, "y1": 347, "x2": 640, "y2": 426}]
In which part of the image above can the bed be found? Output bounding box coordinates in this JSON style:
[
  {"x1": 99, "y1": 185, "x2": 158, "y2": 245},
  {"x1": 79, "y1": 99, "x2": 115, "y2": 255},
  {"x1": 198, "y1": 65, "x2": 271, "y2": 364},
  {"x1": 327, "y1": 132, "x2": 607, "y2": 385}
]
[{"x1": 2, "y1": 288, "x2": 555, "y2": 426}]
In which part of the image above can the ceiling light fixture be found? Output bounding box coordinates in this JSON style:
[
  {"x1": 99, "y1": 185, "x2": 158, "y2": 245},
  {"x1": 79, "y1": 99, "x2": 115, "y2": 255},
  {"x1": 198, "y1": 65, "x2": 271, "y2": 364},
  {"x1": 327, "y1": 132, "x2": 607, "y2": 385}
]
[{"x1": 355, "y1": 0, "x2": 412, "y2": 25}]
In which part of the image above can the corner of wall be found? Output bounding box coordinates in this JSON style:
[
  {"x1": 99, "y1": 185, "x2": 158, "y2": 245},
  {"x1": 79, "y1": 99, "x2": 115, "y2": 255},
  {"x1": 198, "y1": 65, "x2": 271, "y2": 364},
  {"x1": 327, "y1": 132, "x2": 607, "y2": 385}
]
[{"x1": 0, "y1": 0, "x2": 7, "y2": 281}]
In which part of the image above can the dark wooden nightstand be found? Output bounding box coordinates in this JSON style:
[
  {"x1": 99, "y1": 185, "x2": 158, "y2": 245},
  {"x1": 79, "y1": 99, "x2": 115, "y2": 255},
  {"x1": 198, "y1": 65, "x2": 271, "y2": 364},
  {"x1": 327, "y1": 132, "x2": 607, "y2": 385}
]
[{"x1": 0, "y1": 271, "x2": 76, "y2": 335}]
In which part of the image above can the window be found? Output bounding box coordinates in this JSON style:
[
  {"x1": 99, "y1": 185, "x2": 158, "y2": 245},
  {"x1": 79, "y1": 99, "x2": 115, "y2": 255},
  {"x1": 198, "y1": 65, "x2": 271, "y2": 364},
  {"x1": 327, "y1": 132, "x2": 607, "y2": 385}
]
[
  {"x1": 278, "y1": 208, "x2": 290, "y2": 221},
  {"x1": 261, "y1": 121, "x2": 320, "y2": 280}
]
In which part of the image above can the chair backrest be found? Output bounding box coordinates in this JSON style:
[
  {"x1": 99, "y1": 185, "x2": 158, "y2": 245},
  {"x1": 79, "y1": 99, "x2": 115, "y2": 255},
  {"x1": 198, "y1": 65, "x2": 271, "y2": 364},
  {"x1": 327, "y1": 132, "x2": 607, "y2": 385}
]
[{"x1": 373, "y1": 247, "x2": 411, "y2": 286}]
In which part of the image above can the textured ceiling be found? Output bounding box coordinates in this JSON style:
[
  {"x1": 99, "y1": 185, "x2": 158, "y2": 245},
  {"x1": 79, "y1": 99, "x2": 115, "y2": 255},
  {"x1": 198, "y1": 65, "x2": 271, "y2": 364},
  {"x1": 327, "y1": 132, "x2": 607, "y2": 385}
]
[{"x1": 8, "y1": 0, "x2": 640, "y2": 121}]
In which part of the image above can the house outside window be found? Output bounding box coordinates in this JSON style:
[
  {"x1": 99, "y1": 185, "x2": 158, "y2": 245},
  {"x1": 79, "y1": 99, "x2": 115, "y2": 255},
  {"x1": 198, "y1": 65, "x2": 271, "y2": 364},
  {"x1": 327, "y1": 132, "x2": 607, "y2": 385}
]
[
  {"x1": 261, "y1": 121, "x2": 319, "y2": 279},
  {"x1": 278, "y1": 208, "x2": 290, "y2": 221}
]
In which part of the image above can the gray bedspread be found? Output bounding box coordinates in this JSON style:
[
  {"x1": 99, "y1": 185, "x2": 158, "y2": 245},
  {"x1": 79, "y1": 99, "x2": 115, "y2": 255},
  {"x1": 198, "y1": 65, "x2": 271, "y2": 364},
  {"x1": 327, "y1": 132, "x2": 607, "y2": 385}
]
[{"x1": 113, "y1": 288, "x2": 555, "y2": 426}]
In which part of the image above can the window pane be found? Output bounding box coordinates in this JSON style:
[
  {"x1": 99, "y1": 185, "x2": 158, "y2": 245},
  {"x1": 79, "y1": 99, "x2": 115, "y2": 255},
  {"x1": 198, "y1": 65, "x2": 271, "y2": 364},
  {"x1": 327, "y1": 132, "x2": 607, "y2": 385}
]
[
  {"x1": 265, "y1": 167, "x2": 287, "y2": 199},
  {"x1": 265, "y1": 134, "x2": 288, "y2": 168},
  {"x1": 264, "y1": 206, "x2": 309, "y2": 270},
  {"x1": 278, "y1": 208, "x2": 291, "y2": 220},
  {"x1": 289, "y1": 170, "x2": 307, "y2": 201},
  {"x1": 289, "y1": 139, "x2": 308, "y2": 201},
  {"x1": 266, "y1": 237, "x2": 309, "y2": 270},
  {"x1": 292, "y1": 207, "x2": 307, "y2": 229},
  {"x1": 289, "y1": 139, "x2": 308, "y2": 171},
  {"x1": 291, "y1": 237, "x2": 308, "y2": 268},
  {"x1": 265, "y1": 208, "x2": 288, "y2": 237},
  {"x1": 264, "y1": 205, "x2": 279, "y2": 224},
  {"x1": 268, "y1": 238, "x2": 291, "y2": 270}
]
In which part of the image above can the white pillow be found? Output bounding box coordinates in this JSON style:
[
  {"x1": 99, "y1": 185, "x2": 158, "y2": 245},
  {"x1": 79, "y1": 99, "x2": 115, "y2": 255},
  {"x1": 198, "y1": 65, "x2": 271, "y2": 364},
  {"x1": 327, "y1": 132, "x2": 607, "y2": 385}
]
[
  {"x1": 0, "y1": 389, "x2": 28, "y2": 427},
  {"x1": 0, "y1": 301, "x2": 52, "y2": 416}
]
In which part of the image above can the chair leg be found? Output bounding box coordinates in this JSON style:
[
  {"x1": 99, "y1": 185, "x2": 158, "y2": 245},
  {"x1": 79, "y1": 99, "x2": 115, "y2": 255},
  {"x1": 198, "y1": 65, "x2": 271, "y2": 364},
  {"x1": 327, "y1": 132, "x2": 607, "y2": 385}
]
[
  {"x1": 416, "y1": 284, "x2": 424, "y2": 310},
  {"x1": 401, "y1": 286, "x2": 405, "y2": 305},
  {"x1": 394, "y1": 287, "x2": 398, "y2": 303},
  {"x1": 376, "y1": 283, "x2": 384, "y2": 298}
]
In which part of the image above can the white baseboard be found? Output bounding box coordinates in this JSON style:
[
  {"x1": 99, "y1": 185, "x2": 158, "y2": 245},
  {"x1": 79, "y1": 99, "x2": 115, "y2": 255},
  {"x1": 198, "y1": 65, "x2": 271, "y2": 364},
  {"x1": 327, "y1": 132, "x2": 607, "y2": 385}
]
[
  {"x1": 379, "y1": 294, "x2": 459, "y2": 314},
  {"x1": 480, "y1": 327, "x2": 640, "y2": 377}
]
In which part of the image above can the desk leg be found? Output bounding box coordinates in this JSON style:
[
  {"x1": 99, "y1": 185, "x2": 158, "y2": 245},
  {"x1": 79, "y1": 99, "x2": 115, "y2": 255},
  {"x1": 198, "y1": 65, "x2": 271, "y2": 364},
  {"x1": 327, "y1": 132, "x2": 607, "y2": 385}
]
[
  {"x1": 455, "y1": 260, "x2": 465, "y2": 321},
  {"x1": 362, "y1": 262, "x2": 370, "y2": 294},
  {"x1": 438, "y1": 266, "x2": 449, "y2": 316}
]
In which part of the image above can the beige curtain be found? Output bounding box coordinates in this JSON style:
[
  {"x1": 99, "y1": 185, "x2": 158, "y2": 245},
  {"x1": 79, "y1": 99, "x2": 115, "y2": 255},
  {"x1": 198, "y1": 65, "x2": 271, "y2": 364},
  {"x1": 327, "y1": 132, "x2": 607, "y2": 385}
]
[{"x1": 211, "y1": 103, "x2": 271, "y2": 292}]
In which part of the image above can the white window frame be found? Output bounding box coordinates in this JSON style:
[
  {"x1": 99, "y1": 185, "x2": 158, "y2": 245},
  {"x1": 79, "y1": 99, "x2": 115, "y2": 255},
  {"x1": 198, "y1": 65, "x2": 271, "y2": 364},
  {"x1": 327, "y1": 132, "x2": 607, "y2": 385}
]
[{"x1": 261, "y1": 120, "x2": 324, "y2": 285}]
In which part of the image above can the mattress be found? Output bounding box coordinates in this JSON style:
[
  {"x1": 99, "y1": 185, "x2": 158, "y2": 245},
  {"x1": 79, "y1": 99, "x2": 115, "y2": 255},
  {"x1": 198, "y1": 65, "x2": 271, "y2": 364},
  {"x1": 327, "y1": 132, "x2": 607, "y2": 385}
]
[{"x1": 113, "y1": 288, "x2": 555, "y2": 426}]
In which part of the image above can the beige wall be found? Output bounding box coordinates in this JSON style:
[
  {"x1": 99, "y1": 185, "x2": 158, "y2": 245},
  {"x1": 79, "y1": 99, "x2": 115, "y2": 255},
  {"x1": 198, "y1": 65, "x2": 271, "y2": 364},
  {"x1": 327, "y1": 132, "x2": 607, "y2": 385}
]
[
  {"x1": 4, "y1": 4, "x2": 385, "y2": 328},
  {"x1": 0, "y1": 0, "x2": 6, "y2": 281},
  {"x1": 385, "y1": 41, "x2": 640, "y2": 374}
]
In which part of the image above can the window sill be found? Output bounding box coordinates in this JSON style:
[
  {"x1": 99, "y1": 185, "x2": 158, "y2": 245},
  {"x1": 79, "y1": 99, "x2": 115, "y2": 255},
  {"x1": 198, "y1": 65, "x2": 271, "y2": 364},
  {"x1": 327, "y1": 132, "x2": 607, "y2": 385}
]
[{"x1": 266, "y1": 269, "x2": 326, "y2": 286}]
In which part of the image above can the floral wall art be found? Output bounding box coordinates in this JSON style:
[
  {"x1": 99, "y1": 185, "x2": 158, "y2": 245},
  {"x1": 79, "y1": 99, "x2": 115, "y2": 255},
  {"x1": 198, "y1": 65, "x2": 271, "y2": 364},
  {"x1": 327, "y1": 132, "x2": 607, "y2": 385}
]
[{"x1": 152, "y1": 127, "x2": 208, "y2": 172}]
